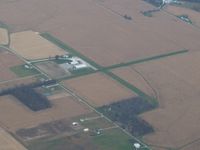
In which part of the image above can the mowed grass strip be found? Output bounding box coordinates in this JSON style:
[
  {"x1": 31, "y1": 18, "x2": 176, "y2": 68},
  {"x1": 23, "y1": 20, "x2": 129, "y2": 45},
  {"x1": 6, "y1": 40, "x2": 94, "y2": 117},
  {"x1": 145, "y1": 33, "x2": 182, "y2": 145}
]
[
  {"x1": 10, "y1": 65, "x2": 40, "y2": 77},
  {"x1": 105, "y1": 49, "x2": 189, "y2": 70}
]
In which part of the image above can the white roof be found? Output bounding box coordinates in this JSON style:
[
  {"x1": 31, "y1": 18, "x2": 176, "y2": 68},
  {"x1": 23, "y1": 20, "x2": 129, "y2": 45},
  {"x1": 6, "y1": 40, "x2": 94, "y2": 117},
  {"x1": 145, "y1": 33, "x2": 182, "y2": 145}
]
[{"x1": 133, "y1": 143, "x2": 141, "y2": 148}]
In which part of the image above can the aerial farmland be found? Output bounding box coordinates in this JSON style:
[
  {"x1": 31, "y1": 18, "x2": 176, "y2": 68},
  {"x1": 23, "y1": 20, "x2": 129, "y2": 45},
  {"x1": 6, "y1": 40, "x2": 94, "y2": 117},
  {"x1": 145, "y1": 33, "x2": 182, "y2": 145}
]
[{"x1": 0, "y1": 0, "x2": 200, "y2": 150}]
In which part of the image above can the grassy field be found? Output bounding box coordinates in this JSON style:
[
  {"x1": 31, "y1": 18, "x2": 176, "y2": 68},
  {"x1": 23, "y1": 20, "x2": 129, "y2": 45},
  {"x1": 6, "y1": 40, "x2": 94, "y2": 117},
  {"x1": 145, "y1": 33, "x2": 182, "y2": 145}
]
[
  {"x1": 105, "y1": 49, "x2": 188, "y2": 70},
  {"x1": 10, "y1": 64, "x2": 40, "y2": 77},
  {"x1": 27, "y1": 128, "x2": 149, "y2": 150},
  {"x1": 93, "y1": 128, "x2": 148, "y2": 150}
]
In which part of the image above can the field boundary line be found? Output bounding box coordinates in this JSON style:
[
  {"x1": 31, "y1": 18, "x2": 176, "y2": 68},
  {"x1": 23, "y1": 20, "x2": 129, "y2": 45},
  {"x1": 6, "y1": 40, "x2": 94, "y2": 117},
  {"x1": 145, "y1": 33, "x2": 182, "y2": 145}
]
[{"x1": 104, "y1": 49, "x2": 188, "y2": 70}]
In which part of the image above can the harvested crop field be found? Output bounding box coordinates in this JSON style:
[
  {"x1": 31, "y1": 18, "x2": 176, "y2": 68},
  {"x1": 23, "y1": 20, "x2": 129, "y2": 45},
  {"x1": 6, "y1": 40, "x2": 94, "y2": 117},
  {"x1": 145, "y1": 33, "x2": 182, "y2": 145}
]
[
  {"x1": 0, "y1": 47, "x2": 24, "y2": 81},
  {"x1": 0, "y1": 28, "x2": 8, "y2": 45},
  {"x1": 0, "y1": 93, "x2": 91, "y2": 132},
  {"x1": 165, "y1": 5, "x2": 200, "y2": 27},
  {"x1": 63, "y1": 73, "x2": 135, "y2": 106},
  {"x1": 0, "y1": 75, "x2": 38, "y2": 90},
  {"x1": 124, "y1": 51, "x2": 200, "y2": 148},
  {"x1": 112, "y1": 66, "x2": 156, "y2": 98},
  {"x1": 0, "y1": 127, "x2": 27, "y2": 150},
  {"x1": 10, "y1": 31, "x2": 67, "y2": 60},
  {"x1": 36, "y1": 61, "x2": 70, "y2": 79},
  {"x1": 0, "y1": 0, "x2": 200, "y2": 66}
]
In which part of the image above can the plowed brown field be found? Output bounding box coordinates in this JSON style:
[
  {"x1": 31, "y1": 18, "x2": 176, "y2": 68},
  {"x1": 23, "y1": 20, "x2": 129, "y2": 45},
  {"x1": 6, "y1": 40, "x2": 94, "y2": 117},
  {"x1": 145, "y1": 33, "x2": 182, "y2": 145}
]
[
  {"x1": 63, "y1": 73, "x2": 135, "y2": 106},
  {"x1": 0, "y1": 48, "x2": 24, "y2": 81},
  {"x1": 165, "y1": 5, "x2": 200, "y2": 27},
  {"x1": 128, "y1": 51, "x2": 200, "y2": 148},
  {"x1": 0, "y1": 93, "x2": 91, "y2": 132}
]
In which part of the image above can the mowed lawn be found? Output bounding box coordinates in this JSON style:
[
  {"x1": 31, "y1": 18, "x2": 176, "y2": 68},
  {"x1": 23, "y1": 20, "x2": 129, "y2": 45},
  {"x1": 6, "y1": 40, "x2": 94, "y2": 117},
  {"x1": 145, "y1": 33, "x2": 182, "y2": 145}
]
[
  {"x1": 93, "y1": 129, "x2": 133, "y2": 150},
  {"x1": 10, "y1": 64, "x2": 40, "y2": 77}
]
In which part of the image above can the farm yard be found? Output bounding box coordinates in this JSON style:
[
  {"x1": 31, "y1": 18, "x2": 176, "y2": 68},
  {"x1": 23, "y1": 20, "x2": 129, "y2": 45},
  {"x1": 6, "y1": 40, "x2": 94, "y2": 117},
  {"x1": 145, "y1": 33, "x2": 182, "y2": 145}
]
[
  {"x1": 36, "y1": 61, "x2": 70, "y2": 79},
  {"x1": 63, "y1": 73, "x2": 135, "y2": 106},
  {"x1": 10, "y1": 31, "x2": 67, "y2": 60},
  {"x1": 0, "y1": 128, "x2": 27, "y2": 150}
]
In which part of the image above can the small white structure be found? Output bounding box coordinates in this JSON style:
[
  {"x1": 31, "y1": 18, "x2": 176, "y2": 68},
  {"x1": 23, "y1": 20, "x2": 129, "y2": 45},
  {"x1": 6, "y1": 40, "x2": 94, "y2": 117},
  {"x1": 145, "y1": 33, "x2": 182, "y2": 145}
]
[
  {"x1": 72, "y1": 122, "x2": 79, "y2": 126},
  {"x1": 74, "y1": 64, "x2": 87, "y2": 70},
  {"x1": 83, "y1": 128, "x2": 89, "y2": 132},
  {"x1": 80, "y1": 119, "x2": 84, "y2": 122},
  {"x1": 65, "y1": 56, "x2": 88, "y2": 70},
  {"x1": 24, "y1": 64, "x2": 30, "y2": 69},
  {"x1": 133, "y1": 143, "x2": 141, "y2": 149},
  {"x1": 163, "y1": 0, "x2": 173, "y2": 4}
]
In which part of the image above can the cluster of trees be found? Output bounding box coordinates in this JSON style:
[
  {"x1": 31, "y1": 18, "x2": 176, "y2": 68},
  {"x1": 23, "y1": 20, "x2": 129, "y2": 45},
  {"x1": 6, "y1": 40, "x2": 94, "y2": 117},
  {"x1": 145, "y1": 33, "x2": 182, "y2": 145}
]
[
  {"x1": 99, "y1": 97, "x2": 156, "y2": 136},
  {"x1": 12, "y1": 85, "x2": 51, "y2": 111},
  {"x1": 143, "y1": 0, "x2": 162, "y2": 7},
  {"x1": 0, "y1": 80, "x2": 56, "y2": 111},
  {"x1": 123, "y1": 15, "x2": 132, "y2": 20}
]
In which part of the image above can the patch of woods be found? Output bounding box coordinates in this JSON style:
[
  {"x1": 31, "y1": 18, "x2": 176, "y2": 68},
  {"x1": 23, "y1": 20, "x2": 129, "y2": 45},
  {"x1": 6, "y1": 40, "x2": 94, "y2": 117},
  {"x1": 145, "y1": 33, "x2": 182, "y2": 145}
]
[
  {"x1": 99, "y1": 97, "x2": 157, "y2": 137},
  {"x1": 141, "y1": 9, "x2": 160, "y2": 17},
  {"x1": 143, "y1": 0, "x2": 162, "y2": 7},
  {"x1": 0, "y1": 80, "x2": 56, "y2": 111}
]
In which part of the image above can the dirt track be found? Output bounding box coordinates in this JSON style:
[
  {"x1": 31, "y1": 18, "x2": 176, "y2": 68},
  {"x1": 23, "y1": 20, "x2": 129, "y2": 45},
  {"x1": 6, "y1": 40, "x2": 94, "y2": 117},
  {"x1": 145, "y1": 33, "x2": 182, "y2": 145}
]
[{"x1": 112, "y1": 66, "x2": 156, "y2": 98}]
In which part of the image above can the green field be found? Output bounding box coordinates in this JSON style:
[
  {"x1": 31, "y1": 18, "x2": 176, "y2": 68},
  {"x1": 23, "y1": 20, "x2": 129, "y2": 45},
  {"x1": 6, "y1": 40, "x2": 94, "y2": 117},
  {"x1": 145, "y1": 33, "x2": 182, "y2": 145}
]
[
  {"x1": 105, "y1": 49, "x2": 188, "y2": 70},
  {"x1": 93, "y1": 128, "x2": 148, "y2": 150},
  {"x1": 10, "y1": 64, "x2": 40, "y2": 77},
  {"x1": 27, "y1": 128, "x2": 149, "y2": 150}
]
